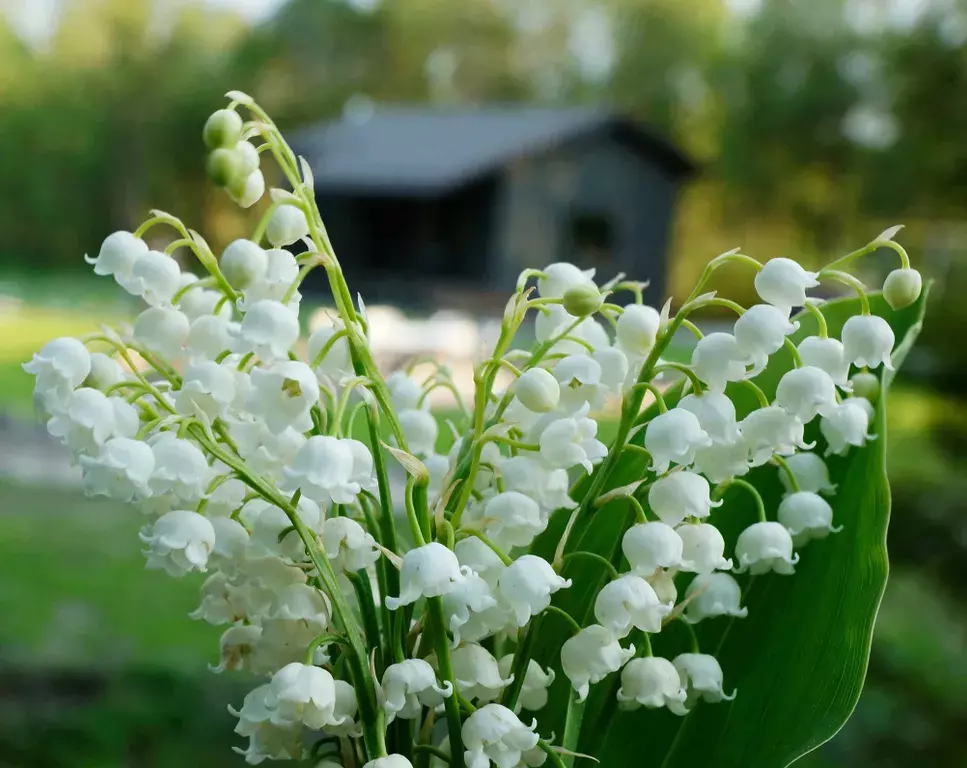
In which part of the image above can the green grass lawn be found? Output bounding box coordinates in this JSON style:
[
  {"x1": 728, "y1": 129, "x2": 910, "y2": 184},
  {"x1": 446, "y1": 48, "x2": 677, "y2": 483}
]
[{"x1": 0, "y1": 481, "x2": 218, "y2": 671}]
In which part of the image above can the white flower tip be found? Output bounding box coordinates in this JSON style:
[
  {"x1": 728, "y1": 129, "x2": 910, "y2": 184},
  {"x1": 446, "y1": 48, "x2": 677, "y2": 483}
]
[{"x1": 873, "y1": 224, "x2": 904, "y2": 244}]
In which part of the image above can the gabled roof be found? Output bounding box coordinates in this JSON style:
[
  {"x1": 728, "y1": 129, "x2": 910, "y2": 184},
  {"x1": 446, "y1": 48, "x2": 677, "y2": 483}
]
[{"x1": 289, "y1": 105, "x2": 695, "y2": 196}]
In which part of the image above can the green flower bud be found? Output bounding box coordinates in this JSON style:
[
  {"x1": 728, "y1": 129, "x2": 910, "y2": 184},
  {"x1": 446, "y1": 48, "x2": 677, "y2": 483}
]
[
  {"x1": 202, "y1": 109, "x2": 243, "y2": 150},
  {"x1": 849, "y1": 371, "x2": 879, "y2": 404},
  {"x1": 562, "y1": 284, "x2": 604, "y2": 317},
  {"x1": 206, "y1": 147, "x2": 243, "y2": 188},
  {"x1": 882, "y1": 268, "x2": 922, "y2": 310}
]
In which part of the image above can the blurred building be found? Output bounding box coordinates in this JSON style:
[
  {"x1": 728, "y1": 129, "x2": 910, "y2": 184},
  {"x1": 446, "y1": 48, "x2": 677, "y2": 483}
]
[{"x1": 293, "y1": 106, "x2": 695, "y2": 311}]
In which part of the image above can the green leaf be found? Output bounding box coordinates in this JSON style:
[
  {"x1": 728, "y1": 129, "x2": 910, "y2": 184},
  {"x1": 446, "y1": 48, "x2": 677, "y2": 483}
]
[{"x1": 529, "y1": 288, "x2": 929, "y2": 768}]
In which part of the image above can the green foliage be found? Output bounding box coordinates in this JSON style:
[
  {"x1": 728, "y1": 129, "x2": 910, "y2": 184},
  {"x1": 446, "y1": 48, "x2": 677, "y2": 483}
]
[{"x1": 528, "y1": 289, "x2": 928, "y2": 767}]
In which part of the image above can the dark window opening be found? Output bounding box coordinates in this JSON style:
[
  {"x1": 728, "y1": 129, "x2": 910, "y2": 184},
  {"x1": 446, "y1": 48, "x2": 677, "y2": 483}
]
[{"x1": 569, "y1": 211, "x2": 614, "y2": 270}]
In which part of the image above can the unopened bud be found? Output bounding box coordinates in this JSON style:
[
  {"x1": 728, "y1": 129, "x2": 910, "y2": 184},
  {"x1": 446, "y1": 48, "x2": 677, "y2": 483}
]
[
  {"x1": 562, "y1": 284, "x2": 603, "y2": 317},
  {"x1": 513, "y1": 367, "x2": 560, "y2": 413},
  {"x1": 202, "y1": 109, "x2": 243, "y2": 150},
  {"x1": 220, "y1": 239, "x2": 267, "y2": 289},
  {"x1": 882, "y1": 268, "x2": 922, "y2": 310},
  {"x1": 849, "y1": 371, "x2": 879, "y2": 403},
  {"x1": 206, "y1": 147, "x2": 242, "y2": 188}
]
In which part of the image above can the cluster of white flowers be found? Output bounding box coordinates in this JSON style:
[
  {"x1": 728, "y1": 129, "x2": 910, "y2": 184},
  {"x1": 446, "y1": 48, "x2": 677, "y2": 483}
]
[{"x1": 23, "y1": 93, "x2": 921, "y2": 768}]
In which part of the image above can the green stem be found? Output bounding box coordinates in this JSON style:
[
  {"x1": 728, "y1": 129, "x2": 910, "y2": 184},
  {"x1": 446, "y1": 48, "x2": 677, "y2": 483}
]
[
  {"x1": 802, "y1": 302, "x2": 828, "y2": 338},
  {"x1": 772, "y1": 455, "x2": 801, "y2": 492},
  {"x1": 560, "y1": 551, "x2": 620, "y2": 580},
  {"x1": 426, "y1": 597, "x2": 465, "y2": 768},
  {"x1": 628, "y1": 494, "x2": 649, "y2": 524},
  {"x1": 740, "y1": 379, "x2": 770, "y2": 408},
  {"x1": 413, "y1": 745, "x2": 452, "y2": 764},
  {"x1": 818, "y1": 270, "x2": 871, "y2": 314},
  {"x1": 500, "y1": 619, "x2": 540, "y2": 712},
  {"x1": 560, "y1": 694, "x2": 587, "y2": 768},
  {"x1": 454, "y1": 530, "x2": 512, "y2": 566},
  {"x1": 543, "y1": 605, "x2": 582, "y2": 635},
  {"x1": 304, "y1": 632, "x2": 348, "y2": 665},
  {"x1": 725, "y1": 478, "x2": 767, "y2": 523}
]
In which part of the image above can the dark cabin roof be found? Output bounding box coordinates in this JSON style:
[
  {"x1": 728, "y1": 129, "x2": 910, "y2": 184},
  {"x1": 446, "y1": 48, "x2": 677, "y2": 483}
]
[{"x1": 289, "y1": 106, "x2": 696, "y2": 197}]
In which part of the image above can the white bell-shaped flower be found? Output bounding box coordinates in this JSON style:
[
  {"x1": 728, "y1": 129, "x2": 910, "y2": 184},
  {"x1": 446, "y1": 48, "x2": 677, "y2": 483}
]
[
  {"x1": 694, "y1": 435, "x2": 750, "y2": 483},
  {"x1": 691, "y1": 332, "x2": 753, "y2": 391},
  {"x1": 126, "y1": 250, "x2": 182, "y2": 306},
  {"x1": 235, "y1": 300, "x2": 300, "y2": 361},
  {"x1": 677, "y1": 523, "x2": 733, "y2": 573},
  {"x1": 247, "y1": 361, "x2": 319, "y2": 435},
  {"x1": 321, "y1": 516, "x2": 380, "y2": 573},
  {"x1": 594, "y1": 574, "x2": 671, "y2": 637},
  {"x1": 455, "y1": 536, "x2": 506, "y2": 587},
  {"x1": 673, "y1": 653, "x2": 735, "y2": 709},
  {"x1": 648, "y1": 471, "x2": 721, "y2": 527},
  {"x1": 538, "y1": 262, "x2": 595, "y2": 298},
  {"x1": 552, "y1": 354, "x2": 606, "y2": 412},
  {"x1": 616, "y1": 656, "x2": 687, "y2": 712},
  {"x1": 622, "y1": 521, "x2": 684, "y2": 575},
  {"x1": 648, "y1": 569, "x2": 678, "y2": 606},
  {"x1": 684, "y1": 572, "x2": 748, "y2": 623},
  {"x1": 677, "y1": 391, "x2": 740, "y2": 445},
  {"x1": 798, "y1": 336, "x2": 851, "y2": 388},
  {"x1": 133, "y1": 306, "x2": 190, "y2": 360},
  {"x1": 842, "y1": 314, "x2": 895, "y2": 370},
  {"x1": 149, "y1": 434, "x2": 213, "y2": 504},
  {"x1": 213, "y1": 623, "x2": 262, "y2": 673},
  {"x1": 451, "y1": 643, "x2": 514, "y2": 702},
  {"x1": 175, "y1": 360, "x2": 235, "y2": 420},
  {"x1": 327, "y1": 679, "x2": 360, "y2": 737},
  {"x1": 594, "y1": 346, "x2": 630, "y2": 394},
  {"x1": 615, "y1": 304, "x2": 661, "y2": 356},
  {"x1": 741, "y1": 406, "x2": 810, "y2": 466},
  {"x1": 735, "y1": 521, "x2": 799, "y2": 575},
  {"x1": 187, "y1": 314, "x2": 236, "y2": 360},
  {"x1": 441, "y1": 572, "x2": 504, "y2": 646},
  {"x1": 644, "y1": 408, "x2": 711, "y2": 474},
  {"x1": 221, "y1": 238, "x2": 268, "y2": 290},
  {"x1": 561, "y1": 624, "x2": 636, "y2": 702},
  {"x1": 268, "y1": 662, "x2": 347, "y2": 730},
  {"x1": 496, "y1": 555, "x2": 571, "y2": 628},
  {"x1": 500, "y1": 455, "x2": 575, "y2": 513},
  {"x1": 462, "y1": 702, "x2": 540, "y2": 768},
  {"x1": 398, "y1": 408, "x2": 438, "y2": 455},
  {"x1": 229, "y1": 684, "x2": 303, "y2": 764},
  {"x1": 307, "y1": 323, "x2": 354, "y2": 381},
  {"x1": 538, "y1": 405, "x2": 607, "y2": 474},
  {"x1": 733, "y1": 304, "x2": 798, "y2": 366},
  {"x1": 364, "y1": 757, "x2": 413, "y2": 768},
  {"x1": 240, "y1": 248, "x2": 301, "y2": 309},
  {"x1": 86, "y1": 230, "x2": 148, "y2": 288},
  {"x1": 46, "y1": 387, "x2": 117, "y2": 456},
  {"x1": 249, "y1": 498, "x2": 320, "y2": 561},
  {"x1": 386, "y1": 542, "x2": 467, "y2": 610},
  {"x1": 513, "y1": 367, "x2": 560, "y2": 413},
  {"x1": 498, "y1": 656, "x2": 555, "y2": 713},
  {"x1": 176, "y1": 279, "x2": 231, "y2": 322},
  {"x1": 775, "y1": 365, "x2": 838, "y2": 423},
  {"x1": 381, "y1": 659, "x2": 453, "y2": 722},
  {"x1": 779, "y1": 451, "x2": 837, "y2": 495},
  {"x1": 208, "y1": 516, "x2": 250, "y2": 573},
  {"x1": 80, "y1": 437, "x2": 154, "y2": 501},
  {"x1": 24, "y1": 337, "x2": 92, "y2": 410},
  {"x1": 266, "y1": 204, "x2": 310, "y2": 247},
  {"x1": 754, "y1": 257, "x2": 819, "y2": 312},
  {"x1": 480, "y1": 491, "x2": 546, "y2": 550},
  {"x1": 778, "y1": 491, "x2": 841, "y2": 545},
  {"x1": 386, "y1": 370, "x2": 425, "y2": 411},
  {"x1": 140, "y1": 509, "x2": 216, "y2": 577},
  {"x1": 821, "y1": 398, "x2": 875, "y2": 456},
  {"x1": 282, "y1": 435, "x2": 359, "y2": 504}
]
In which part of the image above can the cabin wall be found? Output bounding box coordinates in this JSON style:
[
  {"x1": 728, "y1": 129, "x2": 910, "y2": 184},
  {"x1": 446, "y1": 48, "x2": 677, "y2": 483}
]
[{"x1": 494, "y1": 132, "x2": 680, "y2": 303}]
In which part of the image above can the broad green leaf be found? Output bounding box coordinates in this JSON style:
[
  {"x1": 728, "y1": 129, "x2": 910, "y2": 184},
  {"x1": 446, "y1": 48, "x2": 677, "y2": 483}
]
[{"x1": 528, "y1": 288, "x2": 929, "y2": 767}]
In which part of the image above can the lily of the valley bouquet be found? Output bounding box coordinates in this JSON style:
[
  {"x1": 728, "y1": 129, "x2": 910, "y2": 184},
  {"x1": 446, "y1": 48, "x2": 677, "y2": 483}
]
[{"x1": 24, "y1": 92, "x2": 926, "y2": 768}]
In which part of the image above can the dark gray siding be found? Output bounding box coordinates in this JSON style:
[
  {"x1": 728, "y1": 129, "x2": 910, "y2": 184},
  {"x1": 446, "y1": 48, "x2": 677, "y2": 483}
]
[{"x1": 494, "y1": 129, "x2": 680, "y2": 305}]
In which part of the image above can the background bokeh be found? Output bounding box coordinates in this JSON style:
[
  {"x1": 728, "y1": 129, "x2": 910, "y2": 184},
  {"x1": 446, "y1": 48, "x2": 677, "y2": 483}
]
[{"x1": 1, "y1": 1, "x2": 965, "y2": 766}]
